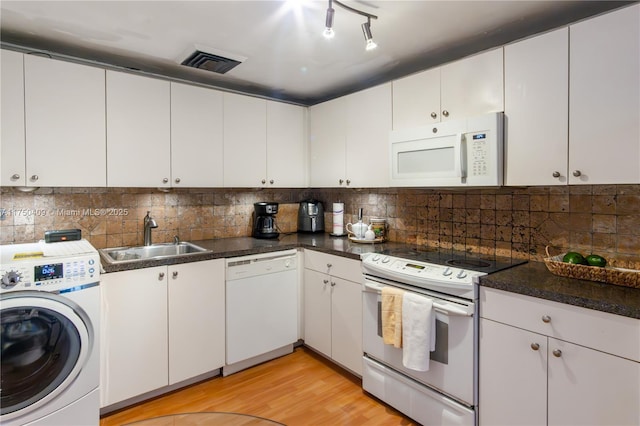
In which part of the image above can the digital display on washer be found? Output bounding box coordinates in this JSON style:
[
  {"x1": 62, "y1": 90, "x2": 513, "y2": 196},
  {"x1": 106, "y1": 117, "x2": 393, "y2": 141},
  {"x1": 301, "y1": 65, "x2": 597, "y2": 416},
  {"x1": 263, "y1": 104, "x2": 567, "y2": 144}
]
[
  {"x1": 35, "y1": 263, "x2": 63, "y2": 281},
  {"x1": 405, "y1": 263, "x2": 425, "y2": 270}
]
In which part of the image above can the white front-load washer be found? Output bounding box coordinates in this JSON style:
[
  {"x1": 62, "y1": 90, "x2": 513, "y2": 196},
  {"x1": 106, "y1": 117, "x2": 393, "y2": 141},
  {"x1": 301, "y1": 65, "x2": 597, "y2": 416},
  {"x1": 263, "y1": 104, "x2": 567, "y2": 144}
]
[{"x1": 0, "y1": 239, "x2": 100, "y2": 426}]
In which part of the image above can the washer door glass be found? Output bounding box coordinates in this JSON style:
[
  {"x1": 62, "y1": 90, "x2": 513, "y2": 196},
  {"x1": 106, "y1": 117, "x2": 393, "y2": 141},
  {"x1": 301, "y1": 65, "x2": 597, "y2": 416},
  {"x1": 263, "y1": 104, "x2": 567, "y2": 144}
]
[{"x1": 1, "y1": 297, "x2": 86, "y2": 416}]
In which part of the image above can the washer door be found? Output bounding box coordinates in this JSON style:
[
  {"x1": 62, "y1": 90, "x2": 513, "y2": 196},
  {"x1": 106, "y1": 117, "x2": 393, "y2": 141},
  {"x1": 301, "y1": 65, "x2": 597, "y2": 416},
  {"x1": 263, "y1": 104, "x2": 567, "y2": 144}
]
[{"x1": 0, "y1": 292, "x2": 92, "y2": 419}]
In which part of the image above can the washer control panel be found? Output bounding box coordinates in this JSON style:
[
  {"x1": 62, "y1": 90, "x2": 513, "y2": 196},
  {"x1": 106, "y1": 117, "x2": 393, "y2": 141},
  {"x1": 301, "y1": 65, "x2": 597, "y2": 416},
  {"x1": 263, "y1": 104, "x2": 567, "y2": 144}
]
[{"x1": 0, "y1": 240, "x2": 99, "y2": 293}]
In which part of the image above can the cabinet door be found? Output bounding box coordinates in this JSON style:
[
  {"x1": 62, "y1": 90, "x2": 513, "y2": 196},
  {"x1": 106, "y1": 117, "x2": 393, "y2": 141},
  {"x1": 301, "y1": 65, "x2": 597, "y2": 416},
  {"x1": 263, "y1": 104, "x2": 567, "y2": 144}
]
[
  {"x1": 392, "y1": 67, "x2": 441, "y2": 129},
  {"x1": 100, "y1": 267, "x2": 168, "y2": 406},
  {"x1": 24, "y1": 55, "x2": 106, "y2": 186},
  {"x1": 266, "y1": 101, "x2": 306, "y2": 187},
  {"x1": 330, "y1": 277, "x2": 363, "y2": 376},
  {"x1": 170, "y1": 82, "x2": 223, "y2": 187},
  {"x1": 479, "y1": 319, "x2": 547, "y2": 426},
  {"x1": 441, "y1": 48, "x2": 504, "y2": 122},
  {"x1": 345, "y1": 83, "x2": 392, "y2": 188},
  {"x1": 303, "y1": 269, "x2": 332, "y2": 357},
  {"x1": 168, "y1": 260, "x2": 225, "y2": 384},
  {"x1": 309, "y1": 97, "x2": 347, "y2": 187},
  {"x1": 504, "y1": 28, "x2": 569, "y2": 186},
  {"x1": 548, "y1": 338, "x2": 640, "y2": 426},
  {"x1": 1, "y1": 50, "x2": 25, "y2": 186},
  {"x1": 223, "y1": 93, "x2": 267, "y2": 187},
  {"x1": 569, "y1": 4, "x2": 640, "y2": 184},
  {"x1": 106, "y1": 71, "x2": 171, "y2": 187}
]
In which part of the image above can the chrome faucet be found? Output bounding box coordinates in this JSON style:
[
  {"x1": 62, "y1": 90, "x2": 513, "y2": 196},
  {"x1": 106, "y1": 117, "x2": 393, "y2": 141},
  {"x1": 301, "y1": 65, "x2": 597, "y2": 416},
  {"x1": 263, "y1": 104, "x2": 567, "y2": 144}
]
[{"x1": 143, "y1": 211, "x2": 158, "y2": 246}]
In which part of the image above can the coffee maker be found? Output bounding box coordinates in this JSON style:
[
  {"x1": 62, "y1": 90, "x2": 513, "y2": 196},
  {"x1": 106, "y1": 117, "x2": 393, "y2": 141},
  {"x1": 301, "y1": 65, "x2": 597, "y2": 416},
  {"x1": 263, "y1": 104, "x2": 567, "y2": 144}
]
[
  {"x1": 297, "y1": 199, "x2": 325, "y2": 233},
  {"x1": 253, "y1": 202, "x2": 279, "y2": 239}
]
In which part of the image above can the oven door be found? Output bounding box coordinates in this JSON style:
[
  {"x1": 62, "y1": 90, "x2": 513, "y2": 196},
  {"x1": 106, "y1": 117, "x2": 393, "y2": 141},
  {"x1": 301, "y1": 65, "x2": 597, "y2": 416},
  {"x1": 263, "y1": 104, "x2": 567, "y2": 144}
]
[{"x1": 363, "y1": 277, "x2": 475, "y2": 406}]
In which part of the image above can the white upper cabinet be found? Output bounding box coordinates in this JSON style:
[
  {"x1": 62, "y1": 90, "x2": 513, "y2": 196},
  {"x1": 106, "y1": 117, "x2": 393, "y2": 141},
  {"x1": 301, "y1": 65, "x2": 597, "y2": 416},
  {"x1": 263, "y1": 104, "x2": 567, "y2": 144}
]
[
  {"x1": 309, "y1": 96, "x2": 347, "y2": 188},
  {"x1": 440, "y1": 48, "x2": 504, "y2": 122},
  {"x1": 23, "y1": 55, "x2": 106, "y2": 187},
  {"x1": 106, "y1": 70, "x2": 171, "y2": 187},
  {"x1": 346, "y1": 83, "x2": 392, "y2": 188},
  {"x1": 393, "y1": 48, "x2": 503, "y2": 129},
  {"x1": 223, "y1": 93, "x2": 267, "y2": 187},
  {"x1": 266, "y1": 101, "x2": 307, "y2": 187},
  {"x1": 310, "y1": 83, "x2": 391, "y2": 187},
  {"x1": 569, "y1": 4, "x2": 640, "y2": 184},
  {"x1": 170, "y1": 82, "x2": 224, "y2": 187},
  {"x1": 504, "y1": 28, "x2": 569, "y2": 186},
  {"x1": 1, "y1": 50, "x2": 26, "y2": 186},
  {"x1": 392, "y1": 67, "x2": 441, "y2": 128}
]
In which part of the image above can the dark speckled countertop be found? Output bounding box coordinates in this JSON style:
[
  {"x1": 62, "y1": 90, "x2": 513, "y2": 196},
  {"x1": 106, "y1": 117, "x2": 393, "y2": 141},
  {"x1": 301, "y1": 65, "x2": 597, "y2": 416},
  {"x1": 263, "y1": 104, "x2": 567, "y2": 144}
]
[{"x1": 100, "y1": 234, "x2": 639, "y2": 319}]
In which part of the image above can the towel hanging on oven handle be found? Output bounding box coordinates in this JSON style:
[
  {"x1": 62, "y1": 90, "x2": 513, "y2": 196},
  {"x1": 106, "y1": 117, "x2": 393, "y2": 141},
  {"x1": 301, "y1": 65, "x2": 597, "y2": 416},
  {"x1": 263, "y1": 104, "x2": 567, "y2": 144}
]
[{"x1": 363, "y1": 281, "x2": 473, "y2": 317}]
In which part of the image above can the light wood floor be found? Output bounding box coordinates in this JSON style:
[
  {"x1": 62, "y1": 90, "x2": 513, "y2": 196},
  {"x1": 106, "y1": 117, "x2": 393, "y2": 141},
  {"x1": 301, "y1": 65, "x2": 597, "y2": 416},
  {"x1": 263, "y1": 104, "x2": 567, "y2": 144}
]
[{"x1": 100, "y1": 347, "x2": 419, "y2": 426}]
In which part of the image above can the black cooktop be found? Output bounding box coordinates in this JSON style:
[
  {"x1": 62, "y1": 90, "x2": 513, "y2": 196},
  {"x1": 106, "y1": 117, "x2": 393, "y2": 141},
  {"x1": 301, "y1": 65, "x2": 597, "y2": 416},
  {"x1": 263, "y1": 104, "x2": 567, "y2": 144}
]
[{"x1": 380, "y1": 247, "x2": 527, "y2": 274}]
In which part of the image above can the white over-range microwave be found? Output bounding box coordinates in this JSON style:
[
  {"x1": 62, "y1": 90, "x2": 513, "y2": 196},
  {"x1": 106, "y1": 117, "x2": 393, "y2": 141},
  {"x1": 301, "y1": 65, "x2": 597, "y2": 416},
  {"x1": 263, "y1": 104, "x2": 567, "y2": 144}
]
[{"x1": 390, "y1": 112, "x2": 504, "y2": 187}]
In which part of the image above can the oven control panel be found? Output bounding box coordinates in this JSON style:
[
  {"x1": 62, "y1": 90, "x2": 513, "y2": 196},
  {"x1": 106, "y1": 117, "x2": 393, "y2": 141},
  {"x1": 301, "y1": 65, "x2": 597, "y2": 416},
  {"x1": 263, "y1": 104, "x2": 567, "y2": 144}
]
[{"x1": 361, "y1": 253, "x2": 486, "y2": 289}]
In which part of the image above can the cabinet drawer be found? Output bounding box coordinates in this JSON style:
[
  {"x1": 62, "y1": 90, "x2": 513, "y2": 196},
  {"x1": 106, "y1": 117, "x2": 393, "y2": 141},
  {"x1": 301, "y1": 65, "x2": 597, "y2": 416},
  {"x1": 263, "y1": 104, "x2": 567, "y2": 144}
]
[
  {"x1": 304, "y1": 250, "x2": 362, "y2": 283},
  {"x1": 480, "y1": 287, "x2": 639, "y2": 362}
]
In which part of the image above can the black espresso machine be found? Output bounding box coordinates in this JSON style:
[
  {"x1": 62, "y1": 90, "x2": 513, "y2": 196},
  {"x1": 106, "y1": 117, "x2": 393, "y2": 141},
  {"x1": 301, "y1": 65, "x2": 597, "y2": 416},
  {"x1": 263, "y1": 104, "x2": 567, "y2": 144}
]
[{"x1": 253, "y1": 202, "x2": 279, "y2": 239}]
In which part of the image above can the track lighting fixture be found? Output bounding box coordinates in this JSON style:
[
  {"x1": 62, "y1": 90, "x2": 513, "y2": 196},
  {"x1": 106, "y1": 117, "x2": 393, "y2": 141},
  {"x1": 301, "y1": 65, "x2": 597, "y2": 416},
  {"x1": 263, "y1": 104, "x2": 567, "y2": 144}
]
[
  {"x1": 323, "y1": 2, "x2": 335, "y2": 39},
  {"x1": 322, "y1": 0, "x2": 378, "y2": 50},
  {"x1": 361, "y1": 17, "x2": 377, "y2": 51}
]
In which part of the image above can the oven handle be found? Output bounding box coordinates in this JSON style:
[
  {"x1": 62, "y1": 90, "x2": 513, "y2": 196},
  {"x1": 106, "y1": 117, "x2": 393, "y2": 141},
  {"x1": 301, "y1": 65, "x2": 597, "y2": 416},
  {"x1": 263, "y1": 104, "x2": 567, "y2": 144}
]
[{"x1": 363, "y1": 281, "x2": 474, "y2": 317}]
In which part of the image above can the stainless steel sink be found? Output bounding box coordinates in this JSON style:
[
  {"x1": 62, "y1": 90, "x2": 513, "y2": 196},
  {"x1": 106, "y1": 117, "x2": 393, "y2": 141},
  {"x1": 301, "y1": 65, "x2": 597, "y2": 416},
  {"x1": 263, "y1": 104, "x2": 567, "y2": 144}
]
[{"x1": 100, "y1": 242, "x2": 210, "y2": 264}]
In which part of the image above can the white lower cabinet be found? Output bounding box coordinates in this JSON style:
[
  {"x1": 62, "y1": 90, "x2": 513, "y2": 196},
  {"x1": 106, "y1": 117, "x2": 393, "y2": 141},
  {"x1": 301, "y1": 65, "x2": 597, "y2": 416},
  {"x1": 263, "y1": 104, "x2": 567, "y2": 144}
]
[
  {"x1": 101, "y1": 259, "x2": 225, "y2": 407},
  {"x1": 303, "y1": 250, "x2": 362, "y2": 375},
  {"x1": 479, "y1": 287, "x2": 640, "y2": 426}
]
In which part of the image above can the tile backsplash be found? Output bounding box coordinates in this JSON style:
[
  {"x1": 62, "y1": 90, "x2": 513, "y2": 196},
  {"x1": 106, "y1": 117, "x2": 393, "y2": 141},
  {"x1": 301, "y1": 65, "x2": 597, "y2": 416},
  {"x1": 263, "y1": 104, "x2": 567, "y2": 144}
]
[{"x1": 1, "y1": 185, "x2": 638, "y2": 266}]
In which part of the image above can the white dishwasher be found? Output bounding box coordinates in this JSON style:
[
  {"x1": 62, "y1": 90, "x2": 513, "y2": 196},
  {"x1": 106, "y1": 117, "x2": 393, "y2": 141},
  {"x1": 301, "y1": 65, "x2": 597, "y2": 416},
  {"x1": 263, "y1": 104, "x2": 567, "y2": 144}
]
[{"x1": 224, "y1": 249, "x2": 298, "y2": 376}]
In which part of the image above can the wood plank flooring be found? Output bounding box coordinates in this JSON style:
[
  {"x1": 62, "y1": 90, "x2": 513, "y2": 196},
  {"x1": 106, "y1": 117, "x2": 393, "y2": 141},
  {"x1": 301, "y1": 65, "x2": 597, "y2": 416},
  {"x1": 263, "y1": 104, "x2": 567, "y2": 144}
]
[{"x1": 100, "y1": 347, "x2": 419, "y2": 426}]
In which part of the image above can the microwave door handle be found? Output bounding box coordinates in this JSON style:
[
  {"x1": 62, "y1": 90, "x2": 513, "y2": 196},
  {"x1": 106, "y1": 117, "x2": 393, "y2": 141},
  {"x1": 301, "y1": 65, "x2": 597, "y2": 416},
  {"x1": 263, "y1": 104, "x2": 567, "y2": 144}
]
[{"x1": 454, "y1": 133, "x2": 466, "y2": 179}]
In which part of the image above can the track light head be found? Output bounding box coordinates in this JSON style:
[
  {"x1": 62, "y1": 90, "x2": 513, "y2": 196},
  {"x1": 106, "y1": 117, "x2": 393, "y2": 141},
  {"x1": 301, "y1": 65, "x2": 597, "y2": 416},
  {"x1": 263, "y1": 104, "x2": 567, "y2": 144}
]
[
  {"x1": 362, "y1": 19, "x2": 377, "y2": 50},
  {"x1": 323, "y1": 6, "x2": 335, "y2": 39}
]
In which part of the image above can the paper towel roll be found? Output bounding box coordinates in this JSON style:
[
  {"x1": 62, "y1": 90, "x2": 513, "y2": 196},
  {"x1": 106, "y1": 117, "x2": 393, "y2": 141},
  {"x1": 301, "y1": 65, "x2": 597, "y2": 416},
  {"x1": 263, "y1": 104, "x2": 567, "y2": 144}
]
[{"x1": 332, "y1": 203, "x2": 344, "y2": 235}]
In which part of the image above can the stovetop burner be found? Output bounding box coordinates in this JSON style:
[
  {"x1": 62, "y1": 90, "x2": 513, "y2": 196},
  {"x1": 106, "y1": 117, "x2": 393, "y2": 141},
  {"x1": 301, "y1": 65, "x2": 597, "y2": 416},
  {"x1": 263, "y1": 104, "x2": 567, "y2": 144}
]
[
  {"x1": 380, "y1": 247, "x2": 526, "y2": 274},
  {"x1": 446, "y1": 258, "x2": 492, "y2": 269}
]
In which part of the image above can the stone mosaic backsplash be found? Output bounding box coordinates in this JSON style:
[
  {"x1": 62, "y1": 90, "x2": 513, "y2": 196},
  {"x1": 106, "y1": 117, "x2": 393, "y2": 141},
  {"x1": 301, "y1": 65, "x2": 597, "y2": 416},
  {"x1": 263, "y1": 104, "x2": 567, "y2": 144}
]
[{"x1": 1, "y1": 185, "x2": 638, "y2": 266}]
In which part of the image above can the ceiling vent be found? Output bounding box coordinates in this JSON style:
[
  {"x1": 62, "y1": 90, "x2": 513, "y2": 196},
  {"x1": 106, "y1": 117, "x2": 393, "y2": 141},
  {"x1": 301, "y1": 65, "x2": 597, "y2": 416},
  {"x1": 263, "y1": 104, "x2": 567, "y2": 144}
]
[{"x1": 179, "y1": 45, "x2": 246, "y2": 74}]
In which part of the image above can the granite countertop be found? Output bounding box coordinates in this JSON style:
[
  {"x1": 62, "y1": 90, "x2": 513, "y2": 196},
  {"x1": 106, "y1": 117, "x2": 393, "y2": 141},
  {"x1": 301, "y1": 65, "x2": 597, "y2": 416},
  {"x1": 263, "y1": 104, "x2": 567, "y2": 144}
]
[
  {"x1": 480, "y1": 261, "x2": 640, "y2": 319},
  {"x1": 100, "y1": 233, "x2": 639, "y2": 319}
]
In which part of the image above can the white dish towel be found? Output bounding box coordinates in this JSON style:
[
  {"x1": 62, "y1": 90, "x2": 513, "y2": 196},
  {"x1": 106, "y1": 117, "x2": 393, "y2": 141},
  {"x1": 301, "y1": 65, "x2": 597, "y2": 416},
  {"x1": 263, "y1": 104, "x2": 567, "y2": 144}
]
[{"x1": 402, "y1": 292, "x2": 436, "y2": 371}]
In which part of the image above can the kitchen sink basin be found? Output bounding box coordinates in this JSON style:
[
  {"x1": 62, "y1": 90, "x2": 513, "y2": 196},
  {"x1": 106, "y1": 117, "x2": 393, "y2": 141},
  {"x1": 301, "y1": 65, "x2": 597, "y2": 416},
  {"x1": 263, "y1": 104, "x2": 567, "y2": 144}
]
[{"x1": 99, "y1": 242, "x2": 210, "y2": 264}]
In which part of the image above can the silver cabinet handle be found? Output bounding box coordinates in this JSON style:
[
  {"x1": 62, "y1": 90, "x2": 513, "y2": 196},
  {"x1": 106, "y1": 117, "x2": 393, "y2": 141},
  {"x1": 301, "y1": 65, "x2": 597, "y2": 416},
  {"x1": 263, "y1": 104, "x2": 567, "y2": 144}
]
[
  {"x1": 572, "y1": 170, "x2": 582, "y2": 177},
  {"x1": 162, "y1": 177, "x2": 169, "y2": 183},
  {"x1": 174, "y1": 178, "x2": 181, "y2": 183},
  {"x1": 542, "y1": 315, "x2": 551, "y2": 323},
  {"x1": 269, "y1": 179, "x2": 274, "y2": 184},
  {"x1": 346, "y1": 179, "x2": 351, "y2": 185},
  {"x1": 430, "y1": 112, "x2": 437, "y2": 119},
  {"x1": 553, "y1": 349, "x2": 562, "y2": 358},
  {"x1": 442, "y1": 110, "x2": 449, "y2": 117},
  {"x1": 432, "y1": 127, "x2": 438, "y2": 134},
  {"x1": 30, "y1": 175, "x2": 39, "y2": 181},
  {"x1": 531, "y1": 343, "x2": 540, "y2": 351},
  {"x1": 11, "y1": 174, "x2": 20, "y2": 180},
  {"x1": 261, "y1": 179, "x2": 266, "y2": 184},
  {"x1": 323, "y1": 279, "x2": 329, "y2": 284},
  {"x1": 552, "y1": 171, "x2": 561, "y2": 178},
  {"x1": 331, "y1": 281, "x2": 336, "y2": 287},
  {"x1": 158, "y1": 272, "x2": 165, "y2": 280},
  {"x1": 327, "y1": 263, "x2": 332, "y2": 268},
  {"x1": 339, "y1": 179, "x2": 344, "y2": 185},
  {"x1": 172, "y1": 271, "x2": 178, "y2": 279}
]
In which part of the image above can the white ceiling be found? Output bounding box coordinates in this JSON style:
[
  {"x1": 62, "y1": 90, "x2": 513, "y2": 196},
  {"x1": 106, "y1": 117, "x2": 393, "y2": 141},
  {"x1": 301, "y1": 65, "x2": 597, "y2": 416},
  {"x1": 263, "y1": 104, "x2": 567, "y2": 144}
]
[{"x1": 0, "y1": 1, "x2": 630, "y2": 105}]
